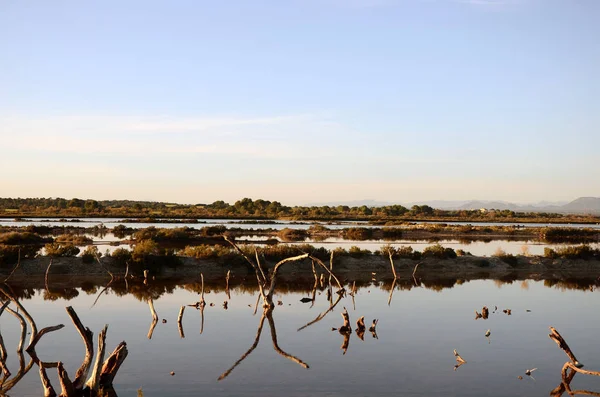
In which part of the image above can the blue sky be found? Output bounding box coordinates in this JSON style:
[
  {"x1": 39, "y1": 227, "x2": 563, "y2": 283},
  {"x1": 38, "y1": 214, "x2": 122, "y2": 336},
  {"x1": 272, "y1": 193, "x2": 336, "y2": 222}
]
[{"x1": 1, "y1": 0, "x2": 598, "y2": 205}]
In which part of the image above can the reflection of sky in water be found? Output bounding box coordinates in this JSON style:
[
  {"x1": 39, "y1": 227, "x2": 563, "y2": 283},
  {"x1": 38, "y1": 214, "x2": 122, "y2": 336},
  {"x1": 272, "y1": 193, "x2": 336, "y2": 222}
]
[
  {"x1": 2, "y1": 281, "x2": 599, "y2": 396},
  {"x1": 2, "y1": 218, "x2": 600, "y2": 230}
]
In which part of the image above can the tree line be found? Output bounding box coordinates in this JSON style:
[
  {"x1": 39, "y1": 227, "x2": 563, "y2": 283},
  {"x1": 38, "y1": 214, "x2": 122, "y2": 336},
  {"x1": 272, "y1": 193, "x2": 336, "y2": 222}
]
[{"x1": 0, "y1": 197, "x2": 598, "y2": 223}]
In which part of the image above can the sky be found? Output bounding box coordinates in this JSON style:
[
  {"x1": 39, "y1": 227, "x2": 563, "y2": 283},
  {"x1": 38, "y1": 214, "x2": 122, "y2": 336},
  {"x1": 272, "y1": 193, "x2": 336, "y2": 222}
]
[{"x1": 0, "y1": 0, "x2": 598, "y2": 206}]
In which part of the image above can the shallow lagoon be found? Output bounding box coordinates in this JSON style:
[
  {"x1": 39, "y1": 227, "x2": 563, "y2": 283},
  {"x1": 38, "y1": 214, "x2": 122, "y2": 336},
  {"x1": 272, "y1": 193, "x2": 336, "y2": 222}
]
[{"x1": 1, "y1": 279, "x2": 599, "y2": 396}]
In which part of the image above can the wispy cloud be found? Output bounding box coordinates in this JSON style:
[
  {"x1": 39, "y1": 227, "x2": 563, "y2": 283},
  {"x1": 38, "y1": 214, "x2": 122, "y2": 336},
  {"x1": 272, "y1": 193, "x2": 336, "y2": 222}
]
[{"x1": 0, "y1": 113, "x2": 341, "y2": 158}]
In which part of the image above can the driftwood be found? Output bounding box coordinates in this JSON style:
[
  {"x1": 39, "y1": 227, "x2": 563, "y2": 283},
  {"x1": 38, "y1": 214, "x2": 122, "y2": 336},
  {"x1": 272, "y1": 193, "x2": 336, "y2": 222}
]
[
  {"x1": 225, "y1": 237, "x2": 343, "y2": 308},
  {"x1": 549, "y1": 327, "x2": 583, "y2": 368},
  {"x1": 453, "y1": 349, "x2": 466, "y2": 371},
  {"x1": 85, "y1": 325, "x2": 108, "y2": 391},
  {"x1": 549, "y1": 327, "x2": 600, "y2": 396}
]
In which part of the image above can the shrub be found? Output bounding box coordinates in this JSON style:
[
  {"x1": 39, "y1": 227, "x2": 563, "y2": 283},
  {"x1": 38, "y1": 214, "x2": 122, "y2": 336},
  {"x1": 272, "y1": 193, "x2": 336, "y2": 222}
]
[
  {"x1": 200, "y1": 225, "x2": 227, "y2": 237},
  {"x1": 381, "y1": 228, "x2": 403, "y2": 239},
  {"x1": 544, "y1": 247, "x2": 557, "y2": 258},
  {"x1": 82, "y1": 245, "x2": 101, "y2": 264},
  {"x1": 112, "y1": 224, "x2": 132, "y2": 238},
  {"x1": 348, "y1": 246, "x2": 372, "y2": 257},
  {"x1": 0, "y1": 232, "x2": 50, "y2": 245},
  {"x1": 0, "y1": 244, "x2": 40, "y2": 265},
  {"x1": 342, "y1": 228, "x2": 373, "y2": 240},
  {"x1": 55, "y1": 233, "x2": 93, "y2": 245},
  {"x1": 277, "y1": 228, "x2": 308, "y2": 241},
  {"x1": 546, "y1": 245, "x2": 600, "y2": 260},
  {"x1": 110, "y1": 248, "x2": 132, "y2": 266},
  {"x1": 539, "y1": 227, "x2": 598, "y2": 243},
  {"x1": 492, "y1": 248, "x2": 519, "y2": 266},
  {"x1": 44, "y1": 243, "x2": 80, "y2": 257},
  {"x1": 423, "y1": 244, "x2": 457, "y2": 259}
]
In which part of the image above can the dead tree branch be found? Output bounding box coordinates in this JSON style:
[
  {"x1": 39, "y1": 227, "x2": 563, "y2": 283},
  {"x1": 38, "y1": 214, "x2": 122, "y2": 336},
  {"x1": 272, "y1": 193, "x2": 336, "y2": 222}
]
[
  {"x1": 549, "y1": 327, "x2": 583, "y2": 367},
  {"x1": 65, "y1": 306, "x2": 94, "y2": 389}
]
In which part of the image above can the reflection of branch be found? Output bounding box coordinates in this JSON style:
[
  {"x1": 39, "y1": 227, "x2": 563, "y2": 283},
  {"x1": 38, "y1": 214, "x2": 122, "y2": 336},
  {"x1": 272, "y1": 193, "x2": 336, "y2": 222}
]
[
  {"x1": 3, "y1": 248, "x2": 21, "y2": 283},
  {"x1": 147, "y1": 299, "x2": 159, "y2": 339},
  {"x1": 387, "y1": 279, "x2": 397, "y2": 306},
  {"x1": 44, "y1": 259, "x2": 53, "y2": 293},
  {"x1": 218, "y1": 307, "x2": 309, "y2": 381},
  {"x1": 218, "y1": 310, "x2": 267, "y2": 381},
  {"x1": 297, "y1": 292, "x2": 343, "y2": 332},
  {"x1": 178, "y1": 306, "x2": 185, "y2": 338},
  {"x1": 200, "y1": 306, "x2": 205, "y2": 335},
  {"x1": 266, "y1": 311, "x2": 309, "y2": 369},
  {"x1": 0, "y1": 286, "x2": 38, "y2": 347},
  {"x1": 556, "y1": 362, "x2": 600, "y2": 397}
]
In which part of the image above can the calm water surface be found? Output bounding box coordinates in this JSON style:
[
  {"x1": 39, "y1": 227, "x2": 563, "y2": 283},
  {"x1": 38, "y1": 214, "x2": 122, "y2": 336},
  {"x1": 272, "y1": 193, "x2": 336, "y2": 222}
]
[{"x1": 1, "y1": 280, "x2": 599, "y2": 396}]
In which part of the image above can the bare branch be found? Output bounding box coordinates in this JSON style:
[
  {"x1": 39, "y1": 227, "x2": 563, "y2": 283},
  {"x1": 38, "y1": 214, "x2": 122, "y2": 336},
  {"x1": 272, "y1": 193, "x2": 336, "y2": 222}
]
[
  {"x1": 85, "y1": 325, "x2": 108, "y2": 391},
  {"x1": 65, "y1": 306, "x2": 94, "y2": 390},
  {"x1": 266, "y1": 311, "x2": 309, "y2": 369}
]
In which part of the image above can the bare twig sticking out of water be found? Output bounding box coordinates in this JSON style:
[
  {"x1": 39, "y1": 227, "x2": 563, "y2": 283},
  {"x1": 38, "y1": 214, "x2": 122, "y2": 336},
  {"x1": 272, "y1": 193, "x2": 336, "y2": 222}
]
[
  {"x1": 388, "y1": 251, "x2": 398, "y2": 280},
  {"x1": 200, "y1": 273, "x2": 206, "y2": 308},
  {"x1": 24, "y1": 306, "x2": 128, "y2": 396},
  {"x1": 178, "y1": 306, "x2": 185, "y2": 339},
  {"x1": 453, "y1": 349, "x2": 466, "y2": 371},
  {"x1": 85, "y1": 325, "x2": 107, "y2": 391},
  {"x1": 3, "y1": 249, "x2": 20, "y2": 283},
  {"x1": 297, "y1": 293, "x2": 344, "y2": 332},
  {"x1": 44, "y1": 260, "x2": 53, "y2": 293},
  {"x1": 224, "y1": 236, "x2": 267, "y2": 300},
  {"x1": 549, "y1": 327, "x2": 583, "y2": 368},
  {"x1": 147, "y1": 299, "x2": 159, "y2": 340},
  {"x1": 412, "y1": 262, "x2": 422, "y2": 286}
]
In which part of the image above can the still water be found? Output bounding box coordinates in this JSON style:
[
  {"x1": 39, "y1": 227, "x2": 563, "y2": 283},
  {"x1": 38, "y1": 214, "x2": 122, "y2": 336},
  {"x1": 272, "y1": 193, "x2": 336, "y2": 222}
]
[
  {"x1": 1, "y1": 280, "x2": 599, "y2": 396},
  {"x1": 2, "y1": 218, "x2": 600, "y2": 230}
]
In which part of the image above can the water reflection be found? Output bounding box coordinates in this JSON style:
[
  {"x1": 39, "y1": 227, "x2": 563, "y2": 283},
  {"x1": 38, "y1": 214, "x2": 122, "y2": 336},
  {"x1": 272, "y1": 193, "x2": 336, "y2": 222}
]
[{"x1": 218, "y1": 305, "x2": 309, "y2": 381}]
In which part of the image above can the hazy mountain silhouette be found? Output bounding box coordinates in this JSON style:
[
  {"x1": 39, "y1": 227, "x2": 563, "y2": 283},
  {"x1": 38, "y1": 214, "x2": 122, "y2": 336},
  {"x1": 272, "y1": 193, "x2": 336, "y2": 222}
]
[{"x1": 308, "y1": 197, "x2": 600, "y2": 214}]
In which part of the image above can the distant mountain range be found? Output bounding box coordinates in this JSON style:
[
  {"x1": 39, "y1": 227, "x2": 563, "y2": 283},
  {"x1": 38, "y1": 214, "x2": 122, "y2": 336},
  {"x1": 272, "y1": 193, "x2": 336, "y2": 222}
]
[{"x1": 309, "y1": 197, "x2": 600, "y2": 215}]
